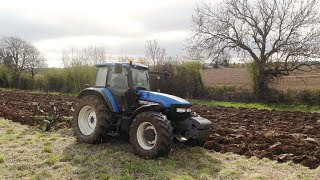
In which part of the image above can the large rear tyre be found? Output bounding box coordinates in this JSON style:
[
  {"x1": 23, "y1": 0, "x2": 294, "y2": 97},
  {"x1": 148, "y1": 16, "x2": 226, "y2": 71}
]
[
  {"x1": 73, "y1": 95, "x2": 112, "y2": 144},
  {"x1": 130, "y1": 112, "x2": 173, "y2": 158}
]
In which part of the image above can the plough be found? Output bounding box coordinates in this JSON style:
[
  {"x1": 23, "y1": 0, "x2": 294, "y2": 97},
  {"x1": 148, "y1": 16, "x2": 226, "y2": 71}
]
[{"x1": 31, "y1": 102, "x2": 74, "y2": 131}]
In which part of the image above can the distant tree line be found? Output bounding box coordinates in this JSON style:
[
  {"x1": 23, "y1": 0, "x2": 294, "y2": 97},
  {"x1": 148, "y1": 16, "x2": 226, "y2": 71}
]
[
  {"x1": 0, "y1": 37, "x2": 189, "y2": 94},
  {"x1": 0, "y1": 36, "x2": 47, "y2": 88},
  {"x1": 0, "y1": 36, "x2": 99, "y2": 92}
]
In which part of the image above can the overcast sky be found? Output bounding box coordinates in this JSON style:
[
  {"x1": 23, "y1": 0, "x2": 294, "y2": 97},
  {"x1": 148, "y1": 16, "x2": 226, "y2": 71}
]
[{"x1": 0, "y1": 0, "x2": 212, "y2": 67}]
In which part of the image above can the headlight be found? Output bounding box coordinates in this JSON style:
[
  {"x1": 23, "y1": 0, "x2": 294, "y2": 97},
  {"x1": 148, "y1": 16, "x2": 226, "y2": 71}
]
[{"x1": 176, "y1": 108, "x2": 191, "y2": 113}]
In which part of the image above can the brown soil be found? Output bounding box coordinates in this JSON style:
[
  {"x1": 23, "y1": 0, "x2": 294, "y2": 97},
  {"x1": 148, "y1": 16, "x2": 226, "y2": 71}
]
[
  {"x1": 193, "y1": 105, "x2": 320, "y2": 169},
  {"x1": 0, "y1": 90, "x2": 319, "y2": 169},
  {"x1": 202, "y1": 68, "x2": 251, "y2": 88},
  {"x1": 0, "y1": 90, "x2": 77, "y2": 127}
]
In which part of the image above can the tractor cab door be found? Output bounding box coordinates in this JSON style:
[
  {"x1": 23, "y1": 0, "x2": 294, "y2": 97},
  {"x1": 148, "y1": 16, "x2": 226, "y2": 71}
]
[{"x1": 107, "y1": 66, "x2": 128, "y2": 112}]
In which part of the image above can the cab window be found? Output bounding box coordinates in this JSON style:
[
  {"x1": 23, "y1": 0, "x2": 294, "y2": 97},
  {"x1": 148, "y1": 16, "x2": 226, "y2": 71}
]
[
  {"x1": 131, "y1": 68, "x2": 150, "y2": 90},
  {"x1": 95, "y1": 68, "x2": 108, "y2": 87},
  {"x1": 107, "y1": 67, "x2": 128, "y2": 89}
]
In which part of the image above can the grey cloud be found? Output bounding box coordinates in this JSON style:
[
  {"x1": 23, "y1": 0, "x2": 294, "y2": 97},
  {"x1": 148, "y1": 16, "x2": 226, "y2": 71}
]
[
  {"x1": 134, "y1": 2, "x2": 195, "y2": 32},
  {"x1": 0, "y1": 1, "x2": 196, "y2": 42},
  {"x1": 0, "y1": 13, "x2": 62, "y2": 41},
  {"x1": 107, "y1": 38, "x2": 186, "y2": 57},
  {"x1": 0, "y1": 13, "x2": 144, "y2": 41},
  {"x1": 0, "y1": 12, "x2": 141, "y2": 42}
]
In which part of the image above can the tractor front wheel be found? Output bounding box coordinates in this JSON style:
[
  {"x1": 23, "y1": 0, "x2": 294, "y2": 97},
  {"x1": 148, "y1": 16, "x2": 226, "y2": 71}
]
[
  {"x1": 130, "y1": 112, "x2": 173, "y2": 158},
  {"x1": 73, "y1": 95, "x2": 111, "y2": 144}
]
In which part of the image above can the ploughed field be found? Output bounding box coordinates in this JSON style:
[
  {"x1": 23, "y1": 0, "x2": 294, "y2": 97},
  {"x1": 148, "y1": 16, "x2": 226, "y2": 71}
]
[
  {"x1": 0, "y1": 90, "x2": 77, "y2": 127},
  {"x1": 0, "y1": 90, "x2": 319, "y2": 169},
  {"x1": 202, "y1": 68, "x2": 320, "y2": 90}
]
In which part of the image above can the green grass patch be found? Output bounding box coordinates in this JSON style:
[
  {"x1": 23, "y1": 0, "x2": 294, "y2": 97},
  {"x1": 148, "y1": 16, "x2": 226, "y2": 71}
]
[
  {"x1": 191, "y1": 99, "x2": 320, "y2": 113},
  {"x1": 43, "y1": 143, "x2": 53, "y2": 153},
  {"x1": 30, "y1": 171, "x2": 53, "y2": 180},
  {"x1": 46, "y1": 155, "x2": 59, "y2": 165},
  {"x1": 60, "y1": 143, "x2": 222, "y2": 179},
  {"x1": 5, "y1": 129, "x2": 14, "y2": 134},
  {"x1": 0, "y1": 154, "x2": 5, "y2": 163}
]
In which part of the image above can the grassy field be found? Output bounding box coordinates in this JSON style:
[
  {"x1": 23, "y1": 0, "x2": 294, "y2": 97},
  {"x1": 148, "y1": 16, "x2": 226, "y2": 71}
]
[
  {"x1": 203, "y1": 68, "x2": 320, "y2": 90},
  {"x1": 191, "y1": 99, "x2": 320, "y2": 113},
  {"x1": 1, "y1": 118, "x2": 320, "y2": 179}
]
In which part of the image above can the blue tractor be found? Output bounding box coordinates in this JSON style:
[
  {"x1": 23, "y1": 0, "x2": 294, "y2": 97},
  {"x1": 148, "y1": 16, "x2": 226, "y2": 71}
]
[{"x1": 73, "y1": 62, "x2": 212, "y2": 157}]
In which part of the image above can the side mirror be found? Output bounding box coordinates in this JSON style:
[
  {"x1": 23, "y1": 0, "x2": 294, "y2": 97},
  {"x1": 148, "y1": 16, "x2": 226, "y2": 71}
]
[{"x1": 115, "y1": 64, "x2": 123, "y2": 74}]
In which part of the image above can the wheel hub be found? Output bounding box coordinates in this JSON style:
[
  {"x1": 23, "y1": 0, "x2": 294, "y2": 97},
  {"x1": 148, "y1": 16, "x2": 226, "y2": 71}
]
[
  {"x1": 136, "y1": 122, "x2": 157, "y2": 150},
  {"x1": 89, "y1": 116, "x2": 95, "y2": 124},
  {"x1": 144, "y1": 129, "x2": 156, "y2": 142},
  {"x1": 78, "y1": 106, "x2": 97, "y2": 135}
]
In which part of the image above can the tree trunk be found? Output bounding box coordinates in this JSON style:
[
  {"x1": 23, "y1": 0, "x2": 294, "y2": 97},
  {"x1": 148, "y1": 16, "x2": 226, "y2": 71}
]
[
  {"x1": 253, "y1": 68, "x2": 269, "y2": 101},
  {"x1": 12, "y1": 72, "x2": 21, "y2": 89}
]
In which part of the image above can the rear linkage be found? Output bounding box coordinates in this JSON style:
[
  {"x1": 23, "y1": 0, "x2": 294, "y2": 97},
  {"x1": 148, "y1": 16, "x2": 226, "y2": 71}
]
[{"x1": 31, "y1": 102, "x2": 74, "y2": 131}]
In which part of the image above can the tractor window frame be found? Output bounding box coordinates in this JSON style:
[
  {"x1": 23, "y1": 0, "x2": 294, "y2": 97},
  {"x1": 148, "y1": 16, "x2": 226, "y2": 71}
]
[{"x1": 95, "y1": 67, "x2": 109, "y2": 87}]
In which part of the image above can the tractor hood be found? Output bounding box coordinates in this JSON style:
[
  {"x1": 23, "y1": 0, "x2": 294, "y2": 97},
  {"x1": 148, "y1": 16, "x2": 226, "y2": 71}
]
[{"x1": 137, "y1": 90, "x2": 191, "y2": 108}]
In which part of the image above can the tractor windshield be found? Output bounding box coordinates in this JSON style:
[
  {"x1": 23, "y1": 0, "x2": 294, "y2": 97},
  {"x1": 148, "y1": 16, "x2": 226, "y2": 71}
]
[{"x1": 131, "y1": 68, "x2": 150, "y2": 90}]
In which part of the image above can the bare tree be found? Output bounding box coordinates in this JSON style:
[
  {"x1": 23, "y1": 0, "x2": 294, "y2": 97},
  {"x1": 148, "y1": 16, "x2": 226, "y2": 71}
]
[
  {"x1": 0, "y1": 36, "x2": 40, "y2": 88},
  {"x1": 61, "y1": 48, "x2": 83, "y2": 68},
  {"x1": 84, "y1": 46, "x2": 107, "y2": 65},
  {"x1": 0, "y1": 50, "x2": 3, "y2": 64},
  {"x1": 219, "y1": 51, "x2": 231, "y2": 68},
  {"x1": 189, "y1": 0, "x2": 320, "y2": 99},
  {"x1": 145, "y1": 40, "x2": 166, "y2": 67},
  {"x1": 26, "y1": 45, "x2": 47, "y2": 79},
  {"x1": 116, "y1": 49, "x2": 129, "y2": 62},
  {"x1": 186, "y1": 48, "x2": 205, "y2": 62},
  {"x1": 61, "y1": 46, "x2": 107, "y2": 68}
]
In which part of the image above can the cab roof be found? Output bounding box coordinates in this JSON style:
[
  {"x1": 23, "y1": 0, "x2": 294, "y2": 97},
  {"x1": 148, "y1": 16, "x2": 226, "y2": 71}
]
[{"x1": 96, "y1": 62, "x2": 148, "y2": 69}]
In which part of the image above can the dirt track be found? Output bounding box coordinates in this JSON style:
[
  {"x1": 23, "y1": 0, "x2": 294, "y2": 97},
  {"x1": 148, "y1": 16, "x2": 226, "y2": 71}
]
[{"x1": 0, "y1": 90, "x2": 319, "y2": 169}]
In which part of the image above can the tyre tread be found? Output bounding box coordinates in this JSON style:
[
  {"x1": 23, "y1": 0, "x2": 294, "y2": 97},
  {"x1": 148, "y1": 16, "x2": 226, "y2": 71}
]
[
  {"x1": 73, "y1": 95, "x2": 112, "y2": 144},
  {"x1": 129, "y1": 111, "x2": 174, "y2": 158}
]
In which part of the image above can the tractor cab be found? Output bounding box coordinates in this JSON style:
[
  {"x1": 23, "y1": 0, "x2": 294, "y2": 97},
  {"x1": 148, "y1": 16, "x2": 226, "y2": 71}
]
[{"x1": 94, "y1": 62, "x2": 150, "y2": 112}]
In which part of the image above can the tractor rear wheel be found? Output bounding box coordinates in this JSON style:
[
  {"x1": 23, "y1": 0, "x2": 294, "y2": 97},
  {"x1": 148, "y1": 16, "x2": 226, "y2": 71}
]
[
  {"x1": 130, "y1": 112, "x2": 173, "y2": 158},
  {"x1": 73, "y1": 95, "x2": 112, "y2": 144}
]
